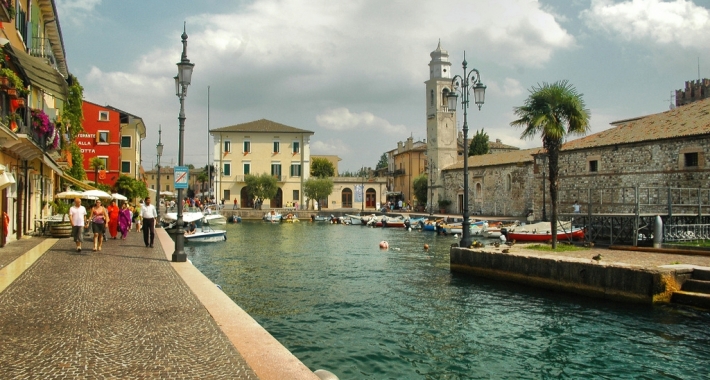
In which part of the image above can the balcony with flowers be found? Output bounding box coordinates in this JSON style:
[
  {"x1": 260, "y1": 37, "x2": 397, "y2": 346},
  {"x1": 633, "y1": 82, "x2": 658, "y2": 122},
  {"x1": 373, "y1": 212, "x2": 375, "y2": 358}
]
[{"x1": 0, "y1": 0, "x2": 14, "y2": 23}]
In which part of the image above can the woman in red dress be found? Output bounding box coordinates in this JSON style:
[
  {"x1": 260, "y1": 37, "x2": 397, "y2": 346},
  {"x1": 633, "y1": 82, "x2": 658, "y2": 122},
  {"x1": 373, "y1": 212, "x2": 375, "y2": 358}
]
[{"x1": 107, "y1": 199, "x2": 120, "y2": 239}]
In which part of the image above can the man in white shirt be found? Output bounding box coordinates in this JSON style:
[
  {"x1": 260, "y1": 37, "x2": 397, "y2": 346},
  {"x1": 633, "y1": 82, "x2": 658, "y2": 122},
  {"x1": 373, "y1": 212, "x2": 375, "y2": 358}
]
[
  {"x1": 69, "y1": 197, "x2": 87, "y2": 252},
  {"x1": 141, "y1": 197, "x2": 158, "y2": 248}
]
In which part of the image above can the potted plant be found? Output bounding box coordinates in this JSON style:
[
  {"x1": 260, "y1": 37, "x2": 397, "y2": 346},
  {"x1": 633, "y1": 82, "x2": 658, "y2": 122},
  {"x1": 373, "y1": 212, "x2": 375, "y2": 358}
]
[
  {"x1": 438, "y1": 199, "x2": 451, "y2": 213},
  {"x1": 49, "y1": 200, "x2": 72, "y2": 238},
  {"x1": 0, "y1": 68, "x2": 27, "y2": 95}
]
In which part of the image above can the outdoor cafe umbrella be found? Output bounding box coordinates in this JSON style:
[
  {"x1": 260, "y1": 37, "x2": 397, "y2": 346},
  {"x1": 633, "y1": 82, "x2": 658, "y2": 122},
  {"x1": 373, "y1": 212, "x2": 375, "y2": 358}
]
[
  {"x1": 55, "y1": 191, "x2": 84, "y2": 199},
  {"x1": 81, "y1": 189, "x2": 113, "y2": 199},
  {"x1": 111, "y1": 193, "x2": 128, "y2": 201}
]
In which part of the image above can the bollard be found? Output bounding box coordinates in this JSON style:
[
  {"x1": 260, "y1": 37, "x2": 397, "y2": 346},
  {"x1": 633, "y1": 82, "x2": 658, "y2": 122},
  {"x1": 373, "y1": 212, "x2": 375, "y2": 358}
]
[{"x1": 653, "y1": 215, "x2": 662, "y2": 249}]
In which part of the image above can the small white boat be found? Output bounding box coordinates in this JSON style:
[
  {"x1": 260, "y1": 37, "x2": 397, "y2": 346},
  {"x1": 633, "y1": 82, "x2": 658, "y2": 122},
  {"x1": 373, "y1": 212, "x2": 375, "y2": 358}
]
[
  {"x1": 263, "y1": 211, "x2": 282, "y2": 222},
  {"x1": 343, "y1": 214, "x2": 363, "y2": 225},
  {"x1": 163, "y1": 212, "x2": 227, "y2": 243},
  {"x1": 202, "y1": 206, "x2": 227, "y2": 225}
]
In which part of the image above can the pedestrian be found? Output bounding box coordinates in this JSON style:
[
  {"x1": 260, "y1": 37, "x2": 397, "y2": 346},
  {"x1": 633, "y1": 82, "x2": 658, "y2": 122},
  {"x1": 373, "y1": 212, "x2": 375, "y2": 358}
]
[
  {"x1": 118, "y1": 202, "x2": 132, "y2": 239},
  {"x1": 141, "y1": 197, "x2": 158, "y2": 248},
  {"x1": 90, "y1": 199, "x2": 109, "y2": 251},
  {"x1": 69, "y1": 197, "x2": 87, "y2": 252},
  {"x1": 573, "y1": 200, "x2": 581, "y2": 214},
  {"x1": 134, "y1": 202, "x2": 142, "y2": 232},
  {"x1": 107, "y1": 199, "x2": 120, "y2": 239},
  {"x1": 233, "y1": 197, "x2": 238, "y2": 210}
]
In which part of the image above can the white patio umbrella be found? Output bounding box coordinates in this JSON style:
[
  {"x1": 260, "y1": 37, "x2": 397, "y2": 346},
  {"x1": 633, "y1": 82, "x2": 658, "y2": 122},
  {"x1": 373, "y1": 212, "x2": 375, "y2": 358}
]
[
  {"x1": 55, "y1": 191, "x2": 84, "y2": 199},
  {"x1": 81, "y1": 189, "x2": 113, "y2": 199},
  {"x1": 161, "y1": 191, "x2": 175, "y2": 197},
  {"x1": 111, "y1": 193, "x2": 128, "y2": 201}
]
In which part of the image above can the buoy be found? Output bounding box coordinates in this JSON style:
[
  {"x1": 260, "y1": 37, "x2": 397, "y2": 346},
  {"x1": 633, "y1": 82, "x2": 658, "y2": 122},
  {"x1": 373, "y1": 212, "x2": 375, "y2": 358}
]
[
  {"x1": 424, "y1": 244, "x2": 429, "y2": 251},
  {"x1": 408, "y1": 227, "x2": 412, "y2": 231},
  {"x1": 379, "y1": 241, "x2": 389, "y2": 249},
  {"x1": 454, "y1": 234, "x2": 459, "y2": 239},
  {"x1": 499, "y1": 235, "x2": 506, "y2": 243}
]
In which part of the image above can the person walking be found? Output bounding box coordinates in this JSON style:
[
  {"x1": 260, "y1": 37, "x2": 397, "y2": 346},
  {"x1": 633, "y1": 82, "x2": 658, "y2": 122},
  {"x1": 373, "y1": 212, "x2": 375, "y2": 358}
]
[
  {"x1": 233, "y1": 198, "x2": 238, "y2": 210},
  {"x1": 90, "y1": 200, "x2": 109, "y2": 251},
  {"x1": 107, "y1": 199, "x2": 120, "y2": 239},
  {"x1": 141, "y1": 197, "x2": 158, "y2": 248},
  {"x1": 69, "y1": 197, "x2": 87, "y2": 252},
  {"x1": 134, "y1": 202, "x2": 142, "y2": 232},
  {"x1": 118, "y1": 202, "x2": 132, "y2": 239}
]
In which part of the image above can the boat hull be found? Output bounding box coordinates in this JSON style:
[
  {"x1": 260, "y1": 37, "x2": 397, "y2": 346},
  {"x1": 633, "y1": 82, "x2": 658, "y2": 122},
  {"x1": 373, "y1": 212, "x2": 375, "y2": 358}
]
[
  {"x1": 185, "y1": 230, "x2": 227, "y2": 242},
  {"x1": 505, "y1": 228, "x2": 585, "y2": 242}
]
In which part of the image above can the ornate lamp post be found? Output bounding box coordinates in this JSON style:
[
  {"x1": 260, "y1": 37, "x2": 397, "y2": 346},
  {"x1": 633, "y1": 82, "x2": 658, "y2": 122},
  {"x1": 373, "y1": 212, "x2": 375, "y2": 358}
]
[
  {"x1": 172, "y1": 24, "x2": 195, "y2": 263},
  {"x1": 447, "y1": 52, "x2": 486, "y2": 248},
  {"x1": 156, "y1": 125, "x2": 163, "y2": 221}
]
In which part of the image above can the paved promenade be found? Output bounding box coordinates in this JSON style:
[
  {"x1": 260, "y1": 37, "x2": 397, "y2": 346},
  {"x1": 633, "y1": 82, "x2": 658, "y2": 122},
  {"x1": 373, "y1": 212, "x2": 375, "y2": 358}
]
[{"x1": 0, "y1": 228, "x2": 318, "y2": 379}]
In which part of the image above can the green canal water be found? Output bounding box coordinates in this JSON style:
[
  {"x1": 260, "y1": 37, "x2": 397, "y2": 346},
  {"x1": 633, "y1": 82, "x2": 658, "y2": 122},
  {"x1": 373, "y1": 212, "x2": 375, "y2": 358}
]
[{"x1": 184, "y1": 221, "x2": 710, "y2": 379}]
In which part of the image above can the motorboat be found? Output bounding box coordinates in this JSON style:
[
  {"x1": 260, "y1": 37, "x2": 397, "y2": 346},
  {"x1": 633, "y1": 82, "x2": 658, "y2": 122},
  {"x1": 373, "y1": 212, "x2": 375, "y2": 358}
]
[
  {"x1": 283, "y1": 213, "x2": 300, "y2": 223},
  {"x1": 502, "y1": 221, "x2": 584, "y2": 242},
  {"x1": 264, "y1": 211, "x2": 282, "y2": 222},
  {"x1": 381, "y1": 216, "x2": 406, "y2": 228},
  {"x1": 202, "y1": 206, "x2": 227, "y2": 225},
  {"x1": 163, "y1": 212, "x2": 227, "y2": 243},
  {"x1": 343, "y1": 214, "x2": 363, "y2": 225},
  {"x1": 311, "y1": 215, "x2": 329, "y2": 222}
]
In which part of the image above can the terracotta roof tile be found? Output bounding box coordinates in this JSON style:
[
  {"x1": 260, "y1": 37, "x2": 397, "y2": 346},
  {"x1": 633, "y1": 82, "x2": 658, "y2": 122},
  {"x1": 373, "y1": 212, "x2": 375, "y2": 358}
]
[
  {"x1": 562, "y1": 97, "x2": 710, "y2": 151},
  {"x1": 443, "y1": 148, "x2": 542, "y2": 171},
  {"x1": 211, "y1": 119, "x2": 314, "y2": 134}
]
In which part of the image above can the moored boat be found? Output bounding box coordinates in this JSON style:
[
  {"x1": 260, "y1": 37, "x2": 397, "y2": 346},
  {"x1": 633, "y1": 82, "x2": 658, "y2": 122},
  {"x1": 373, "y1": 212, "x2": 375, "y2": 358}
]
[
  {"x1": 283, "y1": 213, "x2": 300, "y2": 223},
  {"x1": 503, "y1": 222, "x2": 584, "y2": 242},
  {"x1": 263, "y1": 211, "x2": 282, "y2": 222}
]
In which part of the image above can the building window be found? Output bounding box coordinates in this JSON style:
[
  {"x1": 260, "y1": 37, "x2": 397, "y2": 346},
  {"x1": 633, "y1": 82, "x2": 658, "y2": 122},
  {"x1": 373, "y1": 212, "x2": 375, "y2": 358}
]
[
  {"x1": 293, "y1": 190, "x2": 299, "y2": 201},
  {"x1": 292, "y1": 141, "x2": 300, "y2": 154},
  {"x1": 167, "y1": 175, "x2": 170, "y2": 180},
  {"x1": 165, "y1": 185, "x2": 169, "y2": 191},
  {"x1": 121, "y1": 161, "x2": 131, "y2": 173},
  {"x1": 224, "y1": 190, "x2": 231, "y2": 201},
  {"x1": 685, "y1": 152, "x2": 699, "y2": 167},
  {"x1": 271, "y1": 163, "x2": 281, "y2": 179},
  {"x1": 243, "y1": 162, "x2": 250, "y2": 175},
  {"x1": 121, "y1": 136, "x2": 131, "y2": 148},
  {"x1": 151, "y1": 175, "x2": 154, "y2": 180},
  {"x1": 97, "y1": 131, "x2": 109, "y2": 144},
  {"x1": 589, "y1": 160, "x2": 598, "y2": 173},
  {"x1": 224, "y1": 140, "x2": 231, "y2": 153},
  {"x1": 243, "y1": 140, "x2": 250, "y2": 153},
  {"x1": 290, "y1": 163, "x2": 301, "y2": 177},
  {"x1": 223, "y1": 163, "x2": 231, "y2": 176},
  {"x1": 99, "y1": 111, "x2": 109, "y2": 121},
  {"x1": 273, "y1": 141, "x2": 280, "y2": 153},
  {"x1": 430, "y1": 90, "x2": 434, "y2": 106},
  {"x1": 151, "y1": 185, "x2": 154, "y2": 189},
  {"x1": 506, "y1": 174, "x2": 512, "y2": 191}
]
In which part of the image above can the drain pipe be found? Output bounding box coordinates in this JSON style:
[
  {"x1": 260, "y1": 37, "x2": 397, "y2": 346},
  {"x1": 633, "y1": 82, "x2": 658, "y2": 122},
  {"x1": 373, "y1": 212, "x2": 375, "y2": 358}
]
[{"x1": 653, "y1": 215, "x2": 663, "y2": 249}]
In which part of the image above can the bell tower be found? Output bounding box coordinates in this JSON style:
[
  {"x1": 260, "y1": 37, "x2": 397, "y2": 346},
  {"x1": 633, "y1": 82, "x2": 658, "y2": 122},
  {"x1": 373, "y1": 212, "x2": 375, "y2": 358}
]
[{"x1": 425, "y1": 41, "x2": 457, "y2": 207}]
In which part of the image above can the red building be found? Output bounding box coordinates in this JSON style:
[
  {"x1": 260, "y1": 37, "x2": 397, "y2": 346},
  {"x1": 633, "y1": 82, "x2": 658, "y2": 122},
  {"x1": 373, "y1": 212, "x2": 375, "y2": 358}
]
[{"x1": 79, "y1": 101, "x2": 122, "y2": 185}]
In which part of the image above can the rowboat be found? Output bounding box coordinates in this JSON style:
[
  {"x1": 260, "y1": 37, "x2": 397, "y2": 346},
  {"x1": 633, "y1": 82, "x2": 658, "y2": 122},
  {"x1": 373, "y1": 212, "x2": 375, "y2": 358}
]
[
  {"x1": 381, "y1": 216, "x2": 406, "y2": 228},
  {"x1": 283, "y1": 213, "x2": 300, "y2": 223},
  {"x1": 343, "y1": 214, "x2": 363, "y2": 225},
  {"x1": 502, "y1": 221, "x2": 584, "y2": 242}
]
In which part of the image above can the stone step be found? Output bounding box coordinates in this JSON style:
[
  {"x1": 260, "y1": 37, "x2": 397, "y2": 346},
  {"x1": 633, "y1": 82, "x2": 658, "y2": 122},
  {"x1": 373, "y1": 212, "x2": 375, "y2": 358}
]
[
  {"x1": 692, "y1": 269, "x2": 710, "y2": 282},
  {"x1": 671, "y1": 291, "x2": 710, "y2": 310},
  {"x1": 681, "y1": 279, "x2": 710, "y2": 294}
]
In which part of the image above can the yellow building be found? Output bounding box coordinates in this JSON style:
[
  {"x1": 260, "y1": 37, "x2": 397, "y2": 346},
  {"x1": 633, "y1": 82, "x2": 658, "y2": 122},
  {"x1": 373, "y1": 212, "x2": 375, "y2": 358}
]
[
  {"x1": 105, "y1": 106, "x2": 146, "y2": 181},
  {"x1": 210, "y1": 119, "x2": 313, "y2": 208},
  {"x1": 390, "y1": 137, "x2": 427, "y2": 206},
  {"x1": 0, "y1": 1, "x2": 71, "y2": 245}
]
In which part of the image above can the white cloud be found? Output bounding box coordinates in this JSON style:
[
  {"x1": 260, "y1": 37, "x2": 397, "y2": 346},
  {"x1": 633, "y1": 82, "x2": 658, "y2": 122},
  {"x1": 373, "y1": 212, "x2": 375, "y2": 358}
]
[
  {"x1": 316, "y1": 108, "x2": 407, "y2": 135},
  {"x1": 582, "y1": 0, "x2": 710, "y2": 47},
  {"x1": 311, "y1": 139, "x2": 351, "y2": 155},
  {"x1": 487, "y1": 78, "x2": 525, "y2": 98},
  {"x1": 56, "y1": 0, "x2": 102, "y2": 25}
]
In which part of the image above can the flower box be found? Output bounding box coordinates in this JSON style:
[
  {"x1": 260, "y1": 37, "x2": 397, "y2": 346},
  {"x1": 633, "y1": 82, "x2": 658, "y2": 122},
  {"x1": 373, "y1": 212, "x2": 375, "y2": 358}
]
[{"x1": 6, "y1": 88, "x2": 16, "y2": 97}]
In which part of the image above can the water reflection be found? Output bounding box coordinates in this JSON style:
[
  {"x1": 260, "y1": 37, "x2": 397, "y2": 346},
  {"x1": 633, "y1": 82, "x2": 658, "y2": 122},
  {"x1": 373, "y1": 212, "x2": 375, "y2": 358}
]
[{"x1": 188, "y1": 221, "x2": 710, "y2": 379}]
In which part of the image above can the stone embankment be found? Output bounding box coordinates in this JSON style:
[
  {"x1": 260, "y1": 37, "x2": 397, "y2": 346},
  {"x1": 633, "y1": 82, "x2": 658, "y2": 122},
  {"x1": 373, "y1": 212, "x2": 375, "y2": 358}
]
[{"x1": 450, "y1": 244, "x2": 710, "y2": 306}]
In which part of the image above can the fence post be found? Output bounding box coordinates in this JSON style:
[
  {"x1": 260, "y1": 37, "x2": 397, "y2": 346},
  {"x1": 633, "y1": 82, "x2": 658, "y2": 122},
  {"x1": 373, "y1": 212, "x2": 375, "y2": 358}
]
[
  {"x1": 587, "y1": 188, "x2": 592, "y2": 244},
  {"x1": 698, "y1": 187, "x2": 702, "y2": 224},
  {"x1": 634, "y1": 185, "x2": 639, "y2": 247},
  {"x1": 667, "y1": 186, "x2": 672, "y2": 219}
]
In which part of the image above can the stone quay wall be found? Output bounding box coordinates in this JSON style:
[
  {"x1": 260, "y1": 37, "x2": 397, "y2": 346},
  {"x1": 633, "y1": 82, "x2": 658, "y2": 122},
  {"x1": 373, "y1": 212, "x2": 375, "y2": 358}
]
[{"x1": 450, "y1": 247, "x2": 683, "y2": 304}]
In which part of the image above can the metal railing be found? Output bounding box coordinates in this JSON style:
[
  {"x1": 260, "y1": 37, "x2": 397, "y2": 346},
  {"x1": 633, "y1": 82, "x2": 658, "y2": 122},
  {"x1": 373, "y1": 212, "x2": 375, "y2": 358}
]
[{"x1": 558, "y1": 186, "x2": 710, "y2": 216}]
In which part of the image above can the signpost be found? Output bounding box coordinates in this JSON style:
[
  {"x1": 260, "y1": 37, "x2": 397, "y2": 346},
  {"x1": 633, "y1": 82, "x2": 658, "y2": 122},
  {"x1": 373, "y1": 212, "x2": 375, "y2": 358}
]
[{"x1": 174, "y1": 166, "x2": 189, "y2": 190}]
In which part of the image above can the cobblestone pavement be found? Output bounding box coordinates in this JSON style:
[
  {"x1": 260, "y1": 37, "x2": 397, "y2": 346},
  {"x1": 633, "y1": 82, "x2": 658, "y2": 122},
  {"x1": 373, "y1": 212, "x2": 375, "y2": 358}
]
[
  {"x1": 0, "y1": 232, "x2": 257, "y2": 379},
  {"x1": 0, "y1": 237, "x2": 47, "y2": 269}
]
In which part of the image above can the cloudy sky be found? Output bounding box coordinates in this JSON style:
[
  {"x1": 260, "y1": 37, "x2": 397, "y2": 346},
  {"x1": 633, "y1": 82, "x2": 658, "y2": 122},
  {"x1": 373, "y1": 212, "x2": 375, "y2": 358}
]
[{"x1": 56, "y1": 0, "x2": 710, "y2": 172}]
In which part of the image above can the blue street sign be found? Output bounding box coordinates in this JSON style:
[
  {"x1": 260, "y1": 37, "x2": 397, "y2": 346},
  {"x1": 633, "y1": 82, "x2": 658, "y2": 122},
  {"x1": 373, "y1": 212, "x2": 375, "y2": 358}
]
[{"x1": 174, "y1": 166, "x2": 189, "y2": 189}]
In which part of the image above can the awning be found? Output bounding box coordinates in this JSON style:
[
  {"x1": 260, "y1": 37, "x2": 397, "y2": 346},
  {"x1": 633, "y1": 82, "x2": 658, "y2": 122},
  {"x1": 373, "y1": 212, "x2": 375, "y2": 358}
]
[
  {"x1": 60, "y1": 173, "x2": 97, "y2": 191},
  {"x1": 0, "y1": 172, "x2": 16, "y2": 190},
  {"x1": 42, "y1": 154, "x2": 63, "y2": 175},
  {"x1": 4, "y1": 44, "x2": 68, "y2": 100}
]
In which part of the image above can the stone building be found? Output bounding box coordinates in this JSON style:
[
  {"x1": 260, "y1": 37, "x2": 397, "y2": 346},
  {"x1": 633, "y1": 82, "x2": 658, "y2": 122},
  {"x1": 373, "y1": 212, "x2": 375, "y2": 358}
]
[
  {"x1": 441, "y1": 97, "x2": 710, "y2": 219},
  {"x1": 676, "y1": 79, "x2": 710, "y2": 107}
]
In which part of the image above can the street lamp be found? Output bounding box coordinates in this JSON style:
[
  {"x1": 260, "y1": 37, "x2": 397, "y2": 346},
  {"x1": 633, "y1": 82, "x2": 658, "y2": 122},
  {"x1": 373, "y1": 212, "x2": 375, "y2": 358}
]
[
  {"x1": 172, "y1": 23, "x2": 195, "y2": 263},
  {"x1": 156, "y1": 125, "x2": 163, "y2": 221},
  {"x1": 447, "y1": 52, "x2": 486, "y2": 248}
]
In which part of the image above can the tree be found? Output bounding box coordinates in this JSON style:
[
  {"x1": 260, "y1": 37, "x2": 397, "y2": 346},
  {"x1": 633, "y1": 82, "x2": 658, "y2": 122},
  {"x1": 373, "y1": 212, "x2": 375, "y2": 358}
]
[
  {"x1": 244, "y1": 173, "x2": 278, "y2": 208},
  {"x1": 510, "y1": 80, "x2": 590, "y2": 248},
  {"x1": 112, "y1": 175, "x2": 148, "y2": 200},
  {"x1": 412, "y1": 174, "x2": 428, "y2": 207},
  {"x1": 469, "y1": 128, "x2": 489, "y2": 156},
  {"x1": 90, "y1": 157, "x2": 104, "y2": 186},
  {"x1": 196, "y1": 171, "x2": 209, "y2": 194},
  {"x1": 303, "y1": 177, "x2": 334, "y2": 210},
  {"x1": 376, "y1": 153, "x2": 388, "y2": 169},
  {"x1": 64, "y1": 75, "x2": 86, "y2": 181},
  {"x1": 311, "y1": 157, "x2": 335, "y2": 178}
]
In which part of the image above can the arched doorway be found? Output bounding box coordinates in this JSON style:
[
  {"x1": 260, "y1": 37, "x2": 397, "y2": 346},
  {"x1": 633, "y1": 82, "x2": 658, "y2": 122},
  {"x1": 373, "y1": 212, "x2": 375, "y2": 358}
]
[
  {"x1": 365, "y1": 188, "x2": 376, "y2": 208},
  {"x1": 342, "y1": 188, "x2": 353, "y2": 208},
  {"x1": 270, "y1": 188, "x2": 283, "y2": 208},
  {"x1": 240, "y1": 187, "x2": 252, "y2": 209}
]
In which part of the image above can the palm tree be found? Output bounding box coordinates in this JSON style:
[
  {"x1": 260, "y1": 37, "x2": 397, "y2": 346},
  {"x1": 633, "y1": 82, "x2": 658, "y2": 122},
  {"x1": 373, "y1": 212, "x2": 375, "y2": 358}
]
[
  {"x1": 510, "y1": 80, "x2": 590, "y2": 248},
  {"x1": 90, "y1": 157, "x2": 104, "y2": 187}
]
